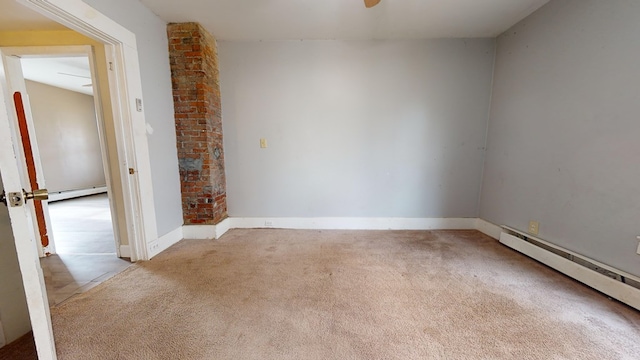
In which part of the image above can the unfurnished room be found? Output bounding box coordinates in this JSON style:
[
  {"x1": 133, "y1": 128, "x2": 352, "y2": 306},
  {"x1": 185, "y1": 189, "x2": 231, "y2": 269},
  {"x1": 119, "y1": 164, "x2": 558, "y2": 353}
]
[{"x1": 0, "y1": 0, "x2": 639, "y2": 359}]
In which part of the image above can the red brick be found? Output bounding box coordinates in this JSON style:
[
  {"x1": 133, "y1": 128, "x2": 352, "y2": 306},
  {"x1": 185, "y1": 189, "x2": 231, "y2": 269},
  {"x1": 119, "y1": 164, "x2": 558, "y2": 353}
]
[{"x1": 169, "y1": 22, "x2": 227, "y2": 225}]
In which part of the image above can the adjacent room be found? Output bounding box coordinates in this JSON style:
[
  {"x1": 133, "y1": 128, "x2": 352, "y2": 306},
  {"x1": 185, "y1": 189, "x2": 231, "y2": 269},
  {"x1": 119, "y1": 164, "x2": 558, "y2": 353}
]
[
  {"x1": 0, "y1": 0, "x2": 639, "y2": 358},
  {"x1": 20, "y1": 55, "x2": 131, "y2": 305}
]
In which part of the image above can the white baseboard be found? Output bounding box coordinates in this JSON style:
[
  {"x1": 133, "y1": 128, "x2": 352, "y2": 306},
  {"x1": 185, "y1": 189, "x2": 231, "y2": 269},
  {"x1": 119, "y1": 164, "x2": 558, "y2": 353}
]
[
  {"x1": 215, "y1": 218, "x2": 231, "y2": 238},
  {"x1": 182, "y1": 225, "x2": 215, "y2": 240},
  {"x1": 500, "y1": 232, "x2": 640, "y2": 311},
  {"x1": 182, "y1": 217, "x2": 476, "y2": 241},
  {"x1": 231, "y1": 217, "x2": 477, "y2": 230},
  {"x1": 119, "y1": 245, "x2": 130, "y2": 258},
  {"x1": 476, "y1": 218, "x2": 502, "y2": 240},
  {"x1": 47, "y1": 186, "x2": 107, "y2": 202},
  {"x1": 148, "y1": 226, "x2": 183, "y2": 258}
]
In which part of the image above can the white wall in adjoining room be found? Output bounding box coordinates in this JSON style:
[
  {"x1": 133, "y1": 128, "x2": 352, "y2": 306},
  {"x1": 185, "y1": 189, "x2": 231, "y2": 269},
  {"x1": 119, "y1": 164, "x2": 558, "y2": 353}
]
[
  {"x1": 82, "y1": 0, "x2": 183, "y2": 237},
  {"x1": 0, "y1": 175, "x2": 31, "y2": 346},
  {"x1": 480, "y1": 0, "x2": 640, "y2": 277},
  {"x1": 26, "y1": 80, "x2": 105, "y2": 193},
  {"x1": 219, "y1": 39, "x2": 495, "y2": 218}
]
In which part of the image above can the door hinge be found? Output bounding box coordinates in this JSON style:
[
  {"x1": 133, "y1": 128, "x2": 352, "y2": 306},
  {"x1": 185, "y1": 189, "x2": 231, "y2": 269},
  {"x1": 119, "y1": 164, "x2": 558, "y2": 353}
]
[
  {"x1": 129, "y1": 168, "x2": 135, "y2": 175},
  {"x1": 109, "y1": 62, "x2": 114, "y2": 71},
  {"x1": 136, "y1": 98, "x2": 143, "y2": 112}
]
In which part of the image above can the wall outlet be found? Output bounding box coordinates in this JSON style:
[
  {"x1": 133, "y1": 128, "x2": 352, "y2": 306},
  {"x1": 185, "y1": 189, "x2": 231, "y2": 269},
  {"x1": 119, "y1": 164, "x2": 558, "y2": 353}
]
[
  {"x1": 264, "y1": 220, "x2": 274, "y2": 227},
  {"x1": 637, "y1": 236, "x2": 640, "y2": 255},
  {"x1": 149, "y1": 241, "x2": 159, "y2": 253},
  {"x1": 528, "y1": 221, "x2": 539, "y2": 235},
  {"x1": 260, "y1": 138, "x2": 267, "y2": 148}
]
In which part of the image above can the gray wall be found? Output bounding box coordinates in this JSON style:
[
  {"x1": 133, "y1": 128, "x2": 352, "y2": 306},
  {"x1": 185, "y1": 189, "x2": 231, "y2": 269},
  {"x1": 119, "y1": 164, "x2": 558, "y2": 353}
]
[
  {"x1": 219, "y1": 40, "x2": 495, "y2": 217},
  {"x1": 26, "y1": 80, "x2": 105, "y2": 193},
  {"x1": 480, "y1": 0, "x2": 640, "y2": 276},
  {"x1": 0, "y1": 175, "x2": 31, "y2": 345},
  {"x1": 82, "y1": 0, "x2": 183, "y2": 236}
]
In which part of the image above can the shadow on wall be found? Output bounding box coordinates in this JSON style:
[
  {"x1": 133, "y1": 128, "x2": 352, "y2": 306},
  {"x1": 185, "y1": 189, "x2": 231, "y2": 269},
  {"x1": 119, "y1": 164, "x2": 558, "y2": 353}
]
[{"x1": 0, "y1": 174, "x2": 32, "y2": 345}]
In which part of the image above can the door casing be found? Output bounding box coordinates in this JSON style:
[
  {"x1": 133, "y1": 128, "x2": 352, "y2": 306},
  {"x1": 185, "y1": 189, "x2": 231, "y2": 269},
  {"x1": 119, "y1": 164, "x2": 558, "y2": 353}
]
[
  {"x1": 0, "y1": 0, "x2": 158, "y2": 358},
  {"x1": 2, "y1": 45, "x2": 123, "y2": 258},
  {"x1": 12, "y1": 0, "x2": 159, "y2": 261}
]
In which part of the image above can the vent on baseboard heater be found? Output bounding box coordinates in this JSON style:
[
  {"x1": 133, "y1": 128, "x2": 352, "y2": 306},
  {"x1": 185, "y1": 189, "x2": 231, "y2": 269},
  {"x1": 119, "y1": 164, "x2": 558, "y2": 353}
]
[{"x1": 500, "y1": 225, "x2": 640, "y2": 311}]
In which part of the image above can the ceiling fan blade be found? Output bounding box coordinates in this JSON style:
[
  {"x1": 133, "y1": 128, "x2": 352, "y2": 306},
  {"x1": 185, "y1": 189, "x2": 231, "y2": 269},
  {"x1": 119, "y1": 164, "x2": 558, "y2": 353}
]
[
  {"x1": 57, "y1": 72, "x2": 91, "y2": 79},
  {"x1": 364, "y1": 0, "x2": 381, "y2": 8}
]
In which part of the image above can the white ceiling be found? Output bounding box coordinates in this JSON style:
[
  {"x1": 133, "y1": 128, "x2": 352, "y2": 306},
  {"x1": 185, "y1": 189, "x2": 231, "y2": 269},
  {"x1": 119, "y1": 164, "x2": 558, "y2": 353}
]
[
  {"x1": 138, "y1": 0, "x2": 551, "y2": 40},
  {"x1": 1, "y1": 0, "x2": 551, "y2": 92},
  {"x1": 21, "y1": 57, "x2": 94, "y2": 96},
  {"x1": 0, "y1": 0, "x2": 551, "y2": 40}
]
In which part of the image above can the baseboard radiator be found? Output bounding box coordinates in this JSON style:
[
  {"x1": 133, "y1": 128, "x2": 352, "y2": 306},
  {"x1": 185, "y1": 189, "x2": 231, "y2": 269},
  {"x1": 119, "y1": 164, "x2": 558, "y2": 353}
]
[
  {"x1": 500, "y1": 226, "x2": 640, "y2": 311},
  {"x1": 48, "y1": 186, "x2": 108, "y2": 202}
]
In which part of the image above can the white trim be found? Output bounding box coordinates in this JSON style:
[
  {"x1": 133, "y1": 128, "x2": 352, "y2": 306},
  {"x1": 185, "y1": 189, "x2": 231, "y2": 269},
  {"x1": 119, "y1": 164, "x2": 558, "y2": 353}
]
[
  {"x1": 148, "y1": 226, "x2": 183, "y2": 258},
  {"x1": 182, "y1": 225, "x2": 217, "y2": 240},
  {"x1": 16, "y1": 0, "x2": 159, "y2": 263},
  {"x1": 475, "y1": 218, "x2": 502, "y2": 240},
  {"x1": 181, "y1": 219, "x2": 232, "y2": 240},
  {"x1": 230, "y1": 217, "x2": 477, "y2": 230},
  {"x1": 21, "y1": 0, "x2": 136, "y2": 46},
  {"x1": 86, "y1": 44, "x2": 123, "y2": 259},
  {"x1": 47, "y1": 186, "x2": 107, "y2": 202},
  {"x1": 183, "y1": 217, "x2": 477, "y2": 241},
  {"x1": 118, "y1": 245, "x2": 130, "y2": 258},
  {"x1": 178, "y1": 217, "x2": 577, "y2": 242},
  {"x1": 499, "y1": 231, "x2": 640, "y2": 311},
  {"x1": 111, "y1": 42, "x2": 157, "y2": 261},
  {"x1": 215, "y1": 218, "x2": 232, "y2": 238}
]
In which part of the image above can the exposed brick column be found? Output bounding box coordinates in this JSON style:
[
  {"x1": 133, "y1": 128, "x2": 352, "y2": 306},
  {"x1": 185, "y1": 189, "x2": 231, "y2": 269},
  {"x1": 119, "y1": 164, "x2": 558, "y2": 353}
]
[{"x1": 168, "y1": 22, "x2": 227, "y2": 225}]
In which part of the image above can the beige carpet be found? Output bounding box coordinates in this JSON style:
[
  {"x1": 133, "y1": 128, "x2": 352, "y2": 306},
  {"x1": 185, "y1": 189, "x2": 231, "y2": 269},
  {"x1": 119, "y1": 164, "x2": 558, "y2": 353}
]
[{"x1": 51, "y1": 229, "x2": 640, "y2": 359}]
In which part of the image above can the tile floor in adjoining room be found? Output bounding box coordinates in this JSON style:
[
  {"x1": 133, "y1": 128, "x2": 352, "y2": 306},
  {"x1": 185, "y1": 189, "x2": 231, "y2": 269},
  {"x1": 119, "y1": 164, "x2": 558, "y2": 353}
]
[{"x1": 41, "y1": 194, "x2": 131, "y2": 307}]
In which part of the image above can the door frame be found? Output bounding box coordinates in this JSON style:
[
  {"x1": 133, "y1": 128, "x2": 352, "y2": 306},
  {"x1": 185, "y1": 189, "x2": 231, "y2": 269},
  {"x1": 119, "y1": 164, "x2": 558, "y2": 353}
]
[
  {"x1": 2, "y1": 45, "x2": 123, "y2": 258},
  {"x1": 15, "y1": 0, "x2": 159, "y2": 262},
  {"x1": 0, "y1": 0, "x2": 158, "y2": 358}
]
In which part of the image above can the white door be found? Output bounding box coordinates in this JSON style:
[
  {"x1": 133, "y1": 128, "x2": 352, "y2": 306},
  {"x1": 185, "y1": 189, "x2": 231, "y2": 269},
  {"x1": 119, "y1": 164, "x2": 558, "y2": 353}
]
[
  {"x1": 1, "y1": 51, "x2": 54, "y2": 256},
  {"x1": 0, "y1": 53, "x2": 57, "y2": 359}
]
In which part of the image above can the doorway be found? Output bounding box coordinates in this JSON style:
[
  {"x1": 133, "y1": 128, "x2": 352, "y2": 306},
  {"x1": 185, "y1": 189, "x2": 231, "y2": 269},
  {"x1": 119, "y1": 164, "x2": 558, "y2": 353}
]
[
  {"x1": 0, "y1": 1, "x2": 159, "y2": 358},
  {"x1": 42, "y1": 195, "x2": 132, "y2": 305},
  {"x1": 16, "y1": 53, "x2": 131, "y2": 306}
]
